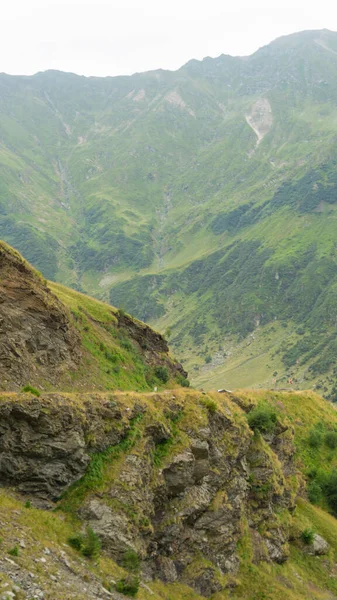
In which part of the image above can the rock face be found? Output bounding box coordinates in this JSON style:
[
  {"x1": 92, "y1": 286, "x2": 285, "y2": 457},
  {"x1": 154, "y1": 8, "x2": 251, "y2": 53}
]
[
  {"x1": 0, "y1": 241, "x2": 187, "y2": 392},
  {"x1": 0, "y1": 243, "x2": 80, "y2": 388},
  {"x1": 306, "y1": 533, "x2": 330, "y2": 556},
  {"x1": 117, "y1": 311, "x2": 188, "y2": 380},
  {"x1": 0, "y1": 394, "x2": 126, "y2": 498},
  {"x1": 0, "y1": 391, "x2": 300, "y2": 597}
]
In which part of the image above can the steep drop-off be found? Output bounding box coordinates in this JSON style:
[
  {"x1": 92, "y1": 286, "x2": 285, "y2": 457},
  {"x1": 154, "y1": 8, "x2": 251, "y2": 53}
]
[{"x1": 0, "y1": 242, "x2": 80, "y2": 386}]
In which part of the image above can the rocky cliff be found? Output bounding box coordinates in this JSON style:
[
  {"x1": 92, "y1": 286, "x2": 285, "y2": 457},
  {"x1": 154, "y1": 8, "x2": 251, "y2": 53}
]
[
  {"x1": 0, "y1": 390, "x2": 300, "y2": 597},
  {"x1": 0, "y1": 242, "x2": 186, "y2": 392},
  {"x1": 1, "y1": 389, "x2": 337, "y2": 599},
  {"x1": 0, "y1": 243, "x2": 80, "y2": 388}
]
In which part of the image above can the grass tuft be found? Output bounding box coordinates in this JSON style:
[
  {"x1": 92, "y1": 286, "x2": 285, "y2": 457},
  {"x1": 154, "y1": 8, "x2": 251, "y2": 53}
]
[
  {"x1": 22, "y1": 385, "x2": 40, "y2": 397},
  {"x1": 301, "y1": 527, "x2": 315, "y2": 545}
]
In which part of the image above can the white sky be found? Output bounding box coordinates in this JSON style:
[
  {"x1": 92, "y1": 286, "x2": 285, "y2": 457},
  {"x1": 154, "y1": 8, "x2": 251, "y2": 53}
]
[{"x1": 2, "y1": 0, "x2": 337, "y2": 77}]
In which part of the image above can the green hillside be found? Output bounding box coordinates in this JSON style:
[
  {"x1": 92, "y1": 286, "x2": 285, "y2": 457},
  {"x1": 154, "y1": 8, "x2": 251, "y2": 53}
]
[{"x1": 2, "y1": 29, "x2": 337, "y2": 390}]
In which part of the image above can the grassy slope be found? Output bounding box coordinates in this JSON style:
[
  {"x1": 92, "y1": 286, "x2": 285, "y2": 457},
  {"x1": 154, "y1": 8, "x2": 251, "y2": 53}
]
[
  {"x1": 4, "y1": 488, "x2": 337, "y2": 600},
  {"x1": 1, "y1": 492, "x2": 336, "y2": 600},
  {"x1": 0, "y1": 241, "x2": 185, "y2": 393},
  {"x1": 2, "y1": 31, "x2": 337, "y2": 390},
  {"x1": 46, "y1": 281, "x2": 186, "y2": 393},
  {"x1": 2, "y1": 389, "x2": 337, "y2": 598}
]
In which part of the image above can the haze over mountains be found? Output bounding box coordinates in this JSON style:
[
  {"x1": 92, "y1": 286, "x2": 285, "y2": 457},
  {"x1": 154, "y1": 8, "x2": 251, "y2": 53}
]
[{"x1": 2, "y1": 28, "x2": 337, "y2": 392}]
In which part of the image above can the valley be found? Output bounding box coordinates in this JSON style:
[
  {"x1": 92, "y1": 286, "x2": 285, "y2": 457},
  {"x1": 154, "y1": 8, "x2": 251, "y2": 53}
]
[{"x1": 2, "y1": 29, "x2": 337, "y2": 391}]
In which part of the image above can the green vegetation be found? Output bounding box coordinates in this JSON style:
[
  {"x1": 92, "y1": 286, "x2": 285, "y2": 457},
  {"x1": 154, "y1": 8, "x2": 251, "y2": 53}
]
[
  {"x1": 325, "y1": 431, "x2": 337, "y2": 449},
  {"x1": 300, "y1": 528, "x2": 315, "y2": 545},
  {"x1": 3, "y1": 30, "x2": 337, "y2": 391},
  {"x1": 200, "y1": 397, "x2": 217, "y2": 413},
  {"x1": 116, "y1": 550, "x2": 141, "y2": 596},
  {"x1": 44, "y1": 280, "x2": 182, "y2": 393},
  {"x1": 152, "y1": 436, "x2": 175, "y2": 466},
  {"x1": 306, "y1": 469, "x2": 337, "y2": 514},
  {"x1": 303, "y1": 422, "x2": 337, "y2": 510},
  {"x1": 8, "y1": 545, "x2": 19, "y2": 557},
  {"x1": 121, "y1": 549, "x2": 140, "y2": 573},
  {"x1": 67, "y1": 534, "x2": 83, "y2": 552},
  {"x1": 22, "y1": 385, "x2": 41, "y2": 397},
  {"x1": 116, "y1": 575, "x2": 140, "y2": 597},
  {"x1": 154, "y1": 366, "x2": 169, "y2": 384},
  {"x1": 306, "y1": 422, "x2": 337, "y2": 451},
  {"x1": 68, "y1": 527, "x2": 101, "y2": 558},
  {"x1": 247, "y1": 403, "x2": 277, "y2": 434},
  {"x1": 308, "y1": 427, "x2": 323, "y2": 448},
  {"x1": 60, "y1": 414, "x2": 144, "y2": 512},
  {"x1": 239, "y1": 390, "x2": 337, "y2": 518},
  {"x1": 176, "y1": 374, "x2": 190, "y2": 387},
  {"x1": 307, "y1": 480, "x2": 322, "y2": 504},
  {"x1": 323, "y1": 472, "x2": 337, "y2": 514}
]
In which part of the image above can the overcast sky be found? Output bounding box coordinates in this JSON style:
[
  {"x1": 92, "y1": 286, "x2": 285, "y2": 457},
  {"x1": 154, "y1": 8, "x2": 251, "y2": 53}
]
[{"x1": 2, "y1": 0, "x2": 337, "y2": 77}]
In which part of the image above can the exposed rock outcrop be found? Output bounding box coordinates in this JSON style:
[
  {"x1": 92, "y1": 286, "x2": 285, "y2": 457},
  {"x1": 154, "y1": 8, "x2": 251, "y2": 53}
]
[
  {"x1": 305, "y1": 533, "x2": 330, "y2": 556},
  {"x1": 0, "y1": 394, "x2": 126, "y2": 499},
  {"x1": 0, "y1": 391, "x2": 300, "y2": 597},
  {"x1": 0, "y1": 243, "x2": 80, "y2": 389},
  {"x1": 117, "y1": 311, "x2": 187, "y2": 380},
  {"x1": 245, "y1": 97, "x2": 273, "y2": 148}
]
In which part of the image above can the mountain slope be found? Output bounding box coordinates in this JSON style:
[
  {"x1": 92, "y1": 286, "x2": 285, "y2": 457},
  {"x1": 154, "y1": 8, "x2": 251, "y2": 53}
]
[
  {"x1": 2, "y1": 29, "x2": 337, "y2": 389},
  {"x1": 0, "y1": 241, "x2": 187, "y2": 392}
]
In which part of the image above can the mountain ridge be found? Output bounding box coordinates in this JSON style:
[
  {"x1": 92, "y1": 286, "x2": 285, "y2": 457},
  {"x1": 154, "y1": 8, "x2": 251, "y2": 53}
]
[{"x1": 2, "y1": 28, "x2": 336, "y2": 80}]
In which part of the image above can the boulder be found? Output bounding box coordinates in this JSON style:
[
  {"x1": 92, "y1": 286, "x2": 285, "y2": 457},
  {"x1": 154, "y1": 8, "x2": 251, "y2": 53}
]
[{"x1": 306, "y1": 533, "x2": 330, "y2": 556}]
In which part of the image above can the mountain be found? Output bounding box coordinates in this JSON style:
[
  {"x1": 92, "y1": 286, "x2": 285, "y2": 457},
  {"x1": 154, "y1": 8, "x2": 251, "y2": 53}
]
[{"x1": 2, "y1": 29, "x2": 337, "y2": 390}]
